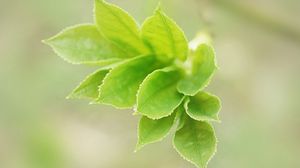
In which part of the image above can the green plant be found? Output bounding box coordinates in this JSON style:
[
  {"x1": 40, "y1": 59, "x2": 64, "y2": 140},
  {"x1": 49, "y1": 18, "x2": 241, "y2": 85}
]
[{"x1": 44, "y1": 0, "x2": 221, "y2": 167}]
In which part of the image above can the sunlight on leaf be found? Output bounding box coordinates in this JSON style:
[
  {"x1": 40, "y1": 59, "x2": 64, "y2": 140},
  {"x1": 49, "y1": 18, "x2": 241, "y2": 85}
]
[
  {"x1": 44, "y1": 24, "x2": 125, "y2": 65},
  {"x1": 94, "y1": 0, "x2": 149, "y2": 56},
  {"x1": 141, "y1": 7, "x2": 188, "y2": 62}
]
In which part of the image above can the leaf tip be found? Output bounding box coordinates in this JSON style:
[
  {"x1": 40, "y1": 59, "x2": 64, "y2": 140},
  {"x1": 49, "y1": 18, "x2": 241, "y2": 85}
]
[
  {"x1": 154, "y1": 2, "x2": 163, "y2": 13},
  {"x1": 65, "y1": 95, "x2": 71, "y2": 100},
  {"x1": 41, "y1": 39, "x2": 47, "y2": 44},
  {"x1": 41, "y1": 38, "x2": 53, "y2": 46},
  {"x1": 134, "y1": 142, "x2": 144, "y2": 153}
]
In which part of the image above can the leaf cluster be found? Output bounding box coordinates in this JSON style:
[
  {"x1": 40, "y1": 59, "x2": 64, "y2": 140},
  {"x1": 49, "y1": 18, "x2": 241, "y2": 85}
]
[{"x1": 44, "y1": 1, "x2": 221, "y2": 167}]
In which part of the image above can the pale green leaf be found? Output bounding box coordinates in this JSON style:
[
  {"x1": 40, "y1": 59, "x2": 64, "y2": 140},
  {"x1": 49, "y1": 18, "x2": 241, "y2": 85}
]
[
  {"x1": 136, "y1": 112, "x2": 175, "y2": 151},
  {"x1": 175, "y1": 100, "x2": 188, "y2": 131},
  {"x1": 185, "y1": 92, "x2": 221, "y2": 122},
  {"x1": 173, "y1": 118, "x2": 217, "y2": 168},
  {"x1": 67, "y1": 68, "x2": 109, "y2": 100},
  {"x1": 44, "y1": 24, "x2": 125, "y2": 65},
  {"x1": 97, "y1": 55, "x2": 161, "y2": 108},
  {"x1": 141, "y1": 7, "x2": 188, "y2": 62},
  {"x1": 177, "y1": 43, "x2": 217, "y2": 96},
  {"x1": 94, "y1": 0, "x2": 149, "y2": 56},
  {"x1": 137, "y1": 67, "x2": 184, "y2": 119}
]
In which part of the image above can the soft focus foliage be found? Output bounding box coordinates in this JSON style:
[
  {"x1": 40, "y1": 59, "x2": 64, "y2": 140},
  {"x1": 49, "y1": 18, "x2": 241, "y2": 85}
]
[{"x1": 45, "y1": 1, "x2": 220, "y2": 167}]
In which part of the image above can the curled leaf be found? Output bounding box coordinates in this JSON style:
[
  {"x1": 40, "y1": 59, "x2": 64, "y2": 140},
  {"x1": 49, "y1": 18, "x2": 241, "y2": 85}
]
[
  {"x1": 185, "y1": 92, "x2": 221, "y2": 122},
  {"x1": 175, "y1": 100, "x2": 188, "y2": 131}
]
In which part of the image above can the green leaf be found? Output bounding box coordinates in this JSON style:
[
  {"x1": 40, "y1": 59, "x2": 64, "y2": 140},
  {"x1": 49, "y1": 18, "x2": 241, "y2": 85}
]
[
  {"x1": 177, "y1": 43, "x2": 217, "y2": 96},
  {"x1": 136, "y1": 112, "x2": 175, "y2": 151},
  {"x1": 185, "y1": 92, "x2": 221, "y2": 122},
  {"x1": 141, "y1": 7, "x2": 188, "y2": 62},
  {"x1": 173, "y1": 118, "x2": 217, "y2": 168},
  {"x1": 175, "y1": 100, "x2": 188, "y2": 131},
  {"x1": 44, "y1": 24, "x2": 125, "y2": 65},
  {"x1": 97, "y1": 55, "x2": 161, "y2": 108},
  {"x1": 67, "y1": 68, "x2": 109, "y2": 100},
  {"x1": 137, "y1": 67, "x2": 184, "y2": 119},
  {"x1": 94, "y1": 0, "x2": 149, "y2": 56}
]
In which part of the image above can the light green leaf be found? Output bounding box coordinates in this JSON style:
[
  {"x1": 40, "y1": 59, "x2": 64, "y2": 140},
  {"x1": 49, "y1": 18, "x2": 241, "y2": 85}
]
[
  {"x1": 141, "y1": 7, "x2": 188, "y2": 62},
  {"x1": 177, "y1": 43, "x2": 217, "y2": 96},
  {"x1": 137, "y1": 67, "x2": 184, "y2": 119},
  {"x1": 175, "y1": 100, "x2": 188, "y2": 131},
  {"x1": 97, "y1": 55, "x2": 161, "y2": 108},
  {"x1": 44, "y1": 24, "x2": 125, "y2": 65},
  {"x1": 136, "y1": 112, "x2": 175, "y2": 151},
  {"x1": 94, "y1": 0, "x2": 149, "y2": 56},
  {"x1": 185, "y1": 92, "x2": 221, "y2": 122},
  {"x1": 173, "y1": 118, "x2": 217, "y2": 168},
  {"x1": 67, "y1": 68, "x2": 109, "y2": 100}
]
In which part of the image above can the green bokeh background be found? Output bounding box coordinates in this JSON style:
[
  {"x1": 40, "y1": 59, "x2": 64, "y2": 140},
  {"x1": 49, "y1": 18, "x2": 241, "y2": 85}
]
[{"x1": 1, "y1": 0, "x2": 300, "y2": 167}]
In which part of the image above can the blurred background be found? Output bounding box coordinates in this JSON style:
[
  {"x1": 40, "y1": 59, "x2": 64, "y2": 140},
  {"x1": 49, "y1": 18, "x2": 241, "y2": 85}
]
[{"x1": 0, "y1": 0, "x2": 300, "y2": 167}]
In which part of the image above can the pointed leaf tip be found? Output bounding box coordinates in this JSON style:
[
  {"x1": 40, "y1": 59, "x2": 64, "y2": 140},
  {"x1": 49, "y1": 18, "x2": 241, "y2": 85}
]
[{"x1": 155, "y1": 2, "x2": 163, "y2": 12}]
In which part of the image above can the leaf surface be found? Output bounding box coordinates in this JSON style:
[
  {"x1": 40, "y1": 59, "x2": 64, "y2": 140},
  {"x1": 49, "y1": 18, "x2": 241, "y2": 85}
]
[
  {"x1": 141, "y1": 8, "x2": 188, "y2": 61},
  {"x1": 173, "y1": 118, "x2": 217, "y2": 168},
  {"x1": 177, "y1": 44, "x2": 217, "y2": 96},
  {"x1": 67, "y1": 69, "x2": 109, "y2": 100},
  {"x1": 136, "y1": 113, "x2": 175, "y2": 151},
  {"x1": 94, "y1": 0, "x2": 149, "y2": 56},
  {"x1": 185, "y1": 92, "x2": 221, "y2": 122},
  {"x1": 98, "y1": 55, "x2": 160, "y2": 108},
  {"x1": 175, "y1": 101, "x2": 188, "y2": 131},
  {"x1": 44, "y1": 24, "x2": 124, "y2": 65},
  {"x1": 137, "y1": 67, "x2": 184, "y2": 119}
]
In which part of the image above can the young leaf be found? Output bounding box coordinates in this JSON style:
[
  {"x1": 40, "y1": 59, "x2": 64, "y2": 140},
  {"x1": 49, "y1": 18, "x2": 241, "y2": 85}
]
[
  {"x1": 175, "y1": 100, "x2": 188, "y2": 131},
  {"x1": 97, "y1": 55, "x2": 161, "y2": 108},
  {"x1": 94, "y1": 0, "x2": 149, "y2": 56},
  {"x1": 141, "y1": 7, "x2": 188, "y2": 62},
  {"x1": 137, "y1": 67, "x2": 184, "y2": 119},
  {"x1": 44, "y1": 24, "x2": 125, "y2": 65},
  {"x1": 177, "y1": 43, "x2": 217, "y2": 96},
  {"x1": 173, "y1": 118, "x2": 217, "y2": 168},
  {"x1": 136, "y1": 112, "x2": 175, "y2": 151},
  {"x1": 185, "y1": 92, "x2": 221, "y2": 122},
  {"x1": 67, "y1": 68, "x2": 109, "y2": 100}
]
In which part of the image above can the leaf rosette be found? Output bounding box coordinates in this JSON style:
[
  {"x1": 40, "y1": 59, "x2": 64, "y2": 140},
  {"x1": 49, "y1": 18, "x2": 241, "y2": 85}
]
[{"x1": 44, "y1": 1, "x2": 221, "y2": 167}]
